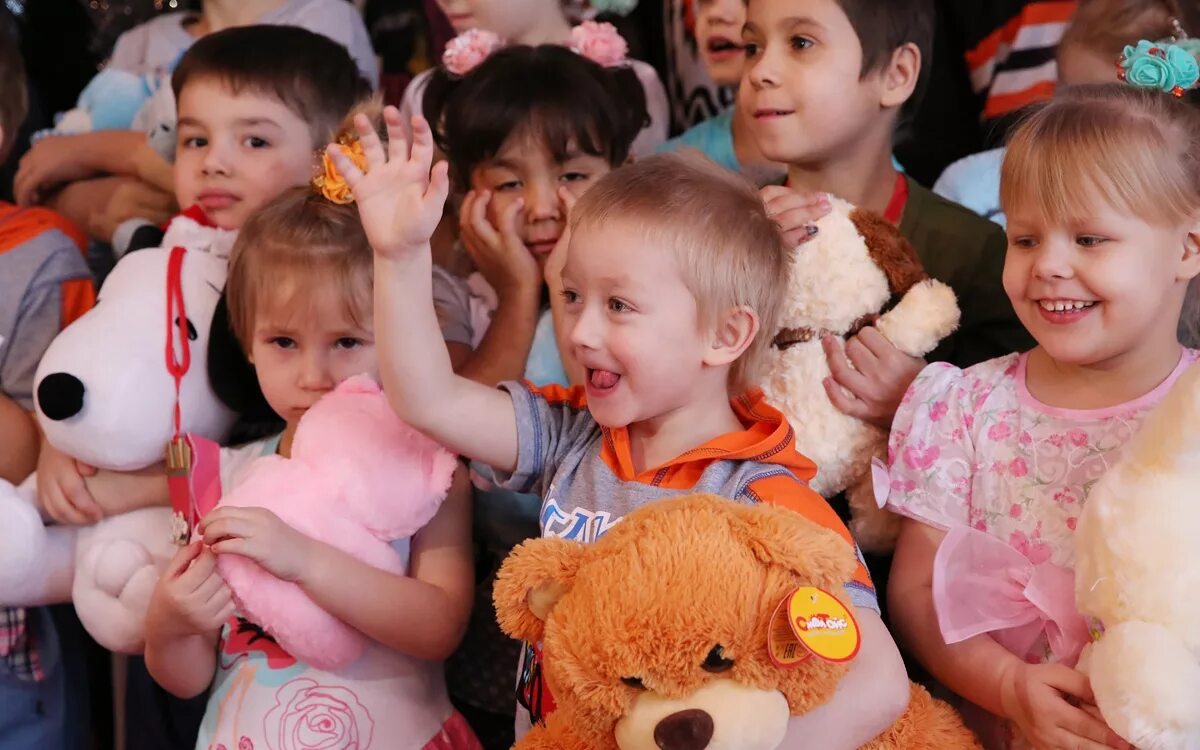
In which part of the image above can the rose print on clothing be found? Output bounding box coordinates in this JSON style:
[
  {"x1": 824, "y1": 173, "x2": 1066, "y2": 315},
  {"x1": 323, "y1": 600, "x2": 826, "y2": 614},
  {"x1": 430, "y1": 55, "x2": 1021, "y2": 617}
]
[{"x1": 264, "y1": 678, "x2": 374, "y2": 750}]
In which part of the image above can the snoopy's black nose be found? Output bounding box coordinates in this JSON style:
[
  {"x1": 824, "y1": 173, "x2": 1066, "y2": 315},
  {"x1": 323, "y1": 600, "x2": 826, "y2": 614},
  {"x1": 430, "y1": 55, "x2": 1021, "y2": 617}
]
[{"x1": 37, "y1": 373, "x2": 85, "y2": 421}]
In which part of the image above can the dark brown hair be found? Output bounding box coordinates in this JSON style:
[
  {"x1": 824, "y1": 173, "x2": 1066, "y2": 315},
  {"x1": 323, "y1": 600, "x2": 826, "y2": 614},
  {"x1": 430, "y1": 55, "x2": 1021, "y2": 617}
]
[
  {"x1": 0, "y1": 31, "x2": 28, "y2": 164},
  {"x1": 172, "y1": 25, "x2": 371, "y2": 147},
  {"x1": 834, "y1": 0, "x2": 936, "y2": 123},
  {"x1": 423, "y1": 44, "x2": 648, "y2": 190}
]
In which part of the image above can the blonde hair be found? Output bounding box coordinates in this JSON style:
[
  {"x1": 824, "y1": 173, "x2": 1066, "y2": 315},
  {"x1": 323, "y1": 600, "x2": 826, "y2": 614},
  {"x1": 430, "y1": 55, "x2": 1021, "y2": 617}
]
[
  {"x1": 1001, "y1": 83, "x2": 1200, "y2": 345},
  {"x1": 226, "y1": 188, "x2": 373, "y2": 352},
  {"x1": 570, "y1": 151, "x2": 789, "y2": 391},
  {"x1": 1060, "y1": 0, "x2": 1182, "y2": 61},
  {"x1": 1001, "y1": 84, "x2": 1200, "y2": 227}
]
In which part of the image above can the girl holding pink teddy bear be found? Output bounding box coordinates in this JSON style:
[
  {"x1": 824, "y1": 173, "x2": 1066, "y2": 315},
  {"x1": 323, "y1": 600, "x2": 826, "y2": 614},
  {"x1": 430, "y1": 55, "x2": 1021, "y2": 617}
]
[{"x1": 142, "y1": 109, "x2": 480, "y2": 750}]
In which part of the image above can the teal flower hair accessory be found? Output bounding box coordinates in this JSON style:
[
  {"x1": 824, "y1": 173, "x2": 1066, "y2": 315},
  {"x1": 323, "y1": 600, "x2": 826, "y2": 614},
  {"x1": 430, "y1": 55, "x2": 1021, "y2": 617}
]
[{"x1": 1118, "y1": 39, "x2": 1200, "y2": 97}]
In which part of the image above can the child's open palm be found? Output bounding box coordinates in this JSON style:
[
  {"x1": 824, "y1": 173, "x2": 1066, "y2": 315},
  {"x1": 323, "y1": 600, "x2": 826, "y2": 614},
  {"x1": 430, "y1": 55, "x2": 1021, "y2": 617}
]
[{"x1": 328, "y1": 107, "x2": 450, "y2": 260}]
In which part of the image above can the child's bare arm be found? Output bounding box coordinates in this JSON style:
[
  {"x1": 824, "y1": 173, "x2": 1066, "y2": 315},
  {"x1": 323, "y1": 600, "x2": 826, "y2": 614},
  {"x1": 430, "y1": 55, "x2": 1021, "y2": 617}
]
[
  {"x1": 332, "y1": 108, "x2": 519, "y2": 471},
  {"x1": 0, "y1": 395, "x2": 39, "y2": 483},
  {"x1": 779, "y1": 607, "x2": 910, "y2": 748},
  {"x1": 83, "y1": 467, "x2": 169, "y2": 516},
  {"x1": 889, "y1": 519, "x2": 1130, "y2": 749},
  {"x1": 144, "y1": 542, "x2": 231, "y2": 699}
]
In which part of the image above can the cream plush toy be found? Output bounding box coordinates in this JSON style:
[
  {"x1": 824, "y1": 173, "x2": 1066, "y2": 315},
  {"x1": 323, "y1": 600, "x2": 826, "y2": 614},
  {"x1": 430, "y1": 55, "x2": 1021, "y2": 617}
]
[
  {"x1": 1075, "y1": 362, "x2": 1200, "y2": 749},
  {"x1": 0, "y1": 210, "x2": 237, "y2": 653},
  {"x1": 761, "y1": 199, "x2": 960, "y2": 553}
]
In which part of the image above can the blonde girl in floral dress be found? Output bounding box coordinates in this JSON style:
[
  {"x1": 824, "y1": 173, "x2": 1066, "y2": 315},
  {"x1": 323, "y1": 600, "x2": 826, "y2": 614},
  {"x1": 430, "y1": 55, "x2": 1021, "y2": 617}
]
[{"x1": 885, "y1": 71, "x2": 1200, "y2": 750}]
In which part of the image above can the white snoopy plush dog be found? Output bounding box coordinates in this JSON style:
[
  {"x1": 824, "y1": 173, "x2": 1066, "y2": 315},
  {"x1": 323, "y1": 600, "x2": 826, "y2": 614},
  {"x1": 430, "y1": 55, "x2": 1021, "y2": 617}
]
[
  {"x1": 0, "y1": 211, "x2": 237, "y2": 653},
  {"x1": 761, "y1": 199, "x2": 960, "y2": 553},
  {"x1": 1075, "y1": 362, "x2": 1200, "y2": 750}
]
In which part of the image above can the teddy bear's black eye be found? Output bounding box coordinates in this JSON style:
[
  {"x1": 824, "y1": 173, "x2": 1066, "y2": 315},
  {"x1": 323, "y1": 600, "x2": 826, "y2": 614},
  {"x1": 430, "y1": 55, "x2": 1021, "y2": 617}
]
[
  {"x1": 702, "y1": 645, "x2": 734, "y2": 673},
  {"x1": 621, "y1": 676, "x2": 646, "y2": 690}
]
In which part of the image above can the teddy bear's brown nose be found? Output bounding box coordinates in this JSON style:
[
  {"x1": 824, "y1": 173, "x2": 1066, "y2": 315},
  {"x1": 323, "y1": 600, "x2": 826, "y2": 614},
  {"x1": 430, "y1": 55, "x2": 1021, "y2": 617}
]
[{"x1": 653, "y1": 708, "x2": 714, "y2": 750}]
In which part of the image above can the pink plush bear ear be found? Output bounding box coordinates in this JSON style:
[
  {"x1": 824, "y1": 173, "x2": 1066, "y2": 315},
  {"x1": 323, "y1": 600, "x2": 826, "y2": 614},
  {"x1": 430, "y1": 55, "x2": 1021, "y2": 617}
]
[{"x1": 289, "y1": 376, "x2": 458, "y2": 542}]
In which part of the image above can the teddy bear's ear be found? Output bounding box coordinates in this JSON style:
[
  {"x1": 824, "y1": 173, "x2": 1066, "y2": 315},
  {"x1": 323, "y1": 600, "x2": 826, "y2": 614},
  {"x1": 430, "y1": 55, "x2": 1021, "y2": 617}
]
[
  {"x1": 850, "y1": 208, "x2": 927, "y2": 297},
  {"x1": 725, "y1": 501, "x2": 858, "y2": 593},
  {"x1": 493, "y1": 537, "x2": 588, "y2": 643}
]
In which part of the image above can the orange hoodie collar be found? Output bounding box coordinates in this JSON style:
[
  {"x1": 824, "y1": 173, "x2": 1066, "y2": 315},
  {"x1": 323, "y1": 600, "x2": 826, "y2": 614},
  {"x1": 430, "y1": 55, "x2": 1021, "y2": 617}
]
[{"x1": 599, "y1": 389, "x2": 818, "y2": 485}]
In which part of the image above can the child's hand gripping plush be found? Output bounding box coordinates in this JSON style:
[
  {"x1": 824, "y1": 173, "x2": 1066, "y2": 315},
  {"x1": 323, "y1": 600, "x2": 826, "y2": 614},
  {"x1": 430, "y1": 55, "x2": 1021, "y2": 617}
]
[
  {"x1": 760, "y1": 199, "x2": 960, "y2": 553},
  {"x1": 494, "y1": 495, "x2": 981, "y2": 750},
  {"x1": 1075, "y1": 363, "x2": 1200, "y2": 749},
  {"x1": 199, "y1": 376, "x2": 457, "y2": 670}
]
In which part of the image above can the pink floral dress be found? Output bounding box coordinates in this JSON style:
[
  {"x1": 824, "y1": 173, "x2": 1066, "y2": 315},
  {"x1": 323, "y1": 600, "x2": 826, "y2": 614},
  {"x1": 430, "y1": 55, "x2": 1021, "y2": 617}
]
[{"x1": 883, "y1": 350, "x2": 1198, "y2": 748}]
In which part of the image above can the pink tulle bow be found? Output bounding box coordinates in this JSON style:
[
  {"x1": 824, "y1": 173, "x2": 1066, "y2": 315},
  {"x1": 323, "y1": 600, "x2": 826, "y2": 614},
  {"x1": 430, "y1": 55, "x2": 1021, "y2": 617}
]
[
  {"x1": 933, "y1": 525, "x2": 1090, "y2": 665},
  {"x1": 443, "y1": 28, "x2": 505, "y2": 76},
  {"x1": 570, "y1": 21, "x2": 628, "y2": 67}
]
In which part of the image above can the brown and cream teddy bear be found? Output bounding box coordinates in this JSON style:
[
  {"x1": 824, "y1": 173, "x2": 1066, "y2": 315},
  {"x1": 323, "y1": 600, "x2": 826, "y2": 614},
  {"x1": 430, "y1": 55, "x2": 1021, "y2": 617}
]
[
  {"x1": 761, "y1": 199, "x2": 960, "y2": 552},
  {"x1": 494, "y1": 494, "x2": 980, "y2": 750}
]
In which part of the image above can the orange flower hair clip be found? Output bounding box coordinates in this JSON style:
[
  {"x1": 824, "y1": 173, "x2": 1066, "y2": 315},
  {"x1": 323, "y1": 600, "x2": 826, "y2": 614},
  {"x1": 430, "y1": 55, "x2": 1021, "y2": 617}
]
[{"x1": 314, "y1": 137, "x2": 368, "y2": 204}]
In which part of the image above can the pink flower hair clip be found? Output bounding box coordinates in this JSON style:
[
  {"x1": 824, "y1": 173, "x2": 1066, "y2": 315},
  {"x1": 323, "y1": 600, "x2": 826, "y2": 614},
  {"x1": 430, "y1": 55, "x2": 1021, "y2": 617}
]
[
  {"x1": 442, "y1": 28, "x2": 505, "y2": 77},
  {"x1": 570, "y1": 21, "x2": 629, "y2": 67}
]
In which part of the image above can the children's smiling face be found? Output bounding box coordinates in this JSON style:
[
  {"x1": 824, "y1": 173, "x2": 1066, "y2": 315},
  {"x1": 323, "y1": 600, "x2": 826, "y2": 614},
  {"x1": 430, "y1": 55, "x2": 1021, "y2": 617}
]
[
  {"x1": 435, "y1": 0, "x2": 561, "y2": 38},
  {"x1": 559, "y1": 220, "x2": 716, "y2": 429},
  {"x1": 1003, "y1": 191, "x2": 1200, "y2": 369},
  {"x1": 740, "y1": 0, "x2": 895, "y2": 166},
  {"x1": 174, "y1": 78, "x2": 317, "y2": 230},
  {"x1": 471, "y1": 130, "x2": 612, "y2": 270},
  {"x1": 695, "y1": 0, "x2": 748, "y2": 87},
  {"x1": 249, "y1": 276, "x2": 377, "y2": 426}
]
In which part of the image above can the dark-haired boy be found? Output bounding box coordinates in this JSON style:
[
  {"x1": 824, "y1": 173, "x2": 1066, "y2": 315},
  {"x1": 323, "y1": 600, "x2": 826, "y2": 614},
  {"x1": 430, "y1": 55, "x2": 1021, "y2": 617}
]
[{"x1": 743, "y1": 0, "x2": 1031, "y2": 440}]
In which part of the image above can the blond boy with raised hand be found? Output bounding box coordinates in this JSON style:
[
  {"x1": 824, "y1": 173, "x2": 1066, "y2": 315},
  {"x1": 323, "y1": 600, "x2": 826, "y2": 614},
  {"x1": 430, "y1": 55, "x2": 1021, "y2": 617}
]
[{"x1": 332, "y1": 109, "x2": 911, "y2": 747}]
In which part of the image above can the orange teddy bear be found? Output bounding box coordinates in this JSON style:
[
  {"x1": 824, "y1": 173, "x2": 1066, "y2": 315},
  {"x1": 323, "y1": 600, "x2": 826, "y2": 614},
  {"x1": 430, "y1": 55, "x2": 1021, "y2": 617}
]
[{"x1": 494, "y1": 495, "x2": 979, "y2": 750}]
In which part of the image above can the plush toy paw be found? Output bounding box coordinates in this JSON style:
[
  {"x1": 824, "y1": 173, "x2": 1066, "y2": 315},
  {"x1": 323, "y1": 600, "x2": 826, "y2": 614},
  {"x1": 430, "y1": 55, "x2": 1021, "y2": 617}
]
[
  {"x1": 0, "y1": 478, "x2": 77, "y2": 607},
  {"x1": 0, "y1": 479, "x2": 47, "y2": 598},
  {"x1": 875, "y1": 279, "x2": 961, "y2": 358},
  {"x1": 1084, "y1": 622, "x2": 1200, "y2": 750},
  {"x1": 863, "y1": 684, "x2": 981, "y2": 750},
  {"x1": 72, "y1": 508, "x2": 175, "y2": 653}
]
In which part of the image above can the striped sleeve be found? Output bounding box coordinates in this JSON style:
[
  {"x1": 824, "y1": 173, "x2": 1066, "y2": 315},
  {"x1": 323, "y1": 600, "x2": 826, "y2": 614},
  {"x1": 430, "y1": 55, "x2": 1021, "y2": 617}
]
[{"x1": 962, "y1": 0, "x2": 1076, "y2": 121}]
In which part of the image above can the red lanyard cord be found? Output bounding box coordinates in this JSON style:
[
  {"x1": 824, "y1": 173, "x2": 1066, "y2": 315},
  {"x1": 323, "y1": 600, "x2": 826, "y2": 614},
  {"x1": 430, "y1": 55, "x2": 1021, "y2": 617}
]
[{"x1": 165, "y1": 246, "x2": 190, "y2": 438}]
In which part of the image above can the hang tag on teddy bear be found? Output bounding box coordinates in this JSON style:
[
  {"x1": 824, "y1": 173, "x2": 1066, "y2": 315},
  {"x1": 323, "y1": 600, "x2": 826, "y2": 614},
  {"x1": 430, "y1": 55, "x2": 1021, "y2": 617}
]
[
  {"x1": 767, "y1": 586, "x2": 862, "y2": 667},
  {"x1": 167, "y1": 434, "x2": 222, "y2": 545}
]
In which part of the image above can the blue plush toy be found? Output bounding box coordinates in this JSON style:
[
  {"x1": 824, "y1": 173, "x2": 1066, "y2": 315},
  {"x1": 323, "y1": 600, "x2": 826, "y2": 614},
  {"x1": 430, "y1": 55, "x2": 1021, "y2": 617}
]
[{"x1": 44, "y1": 68, "x2": 158, "y2": 137}]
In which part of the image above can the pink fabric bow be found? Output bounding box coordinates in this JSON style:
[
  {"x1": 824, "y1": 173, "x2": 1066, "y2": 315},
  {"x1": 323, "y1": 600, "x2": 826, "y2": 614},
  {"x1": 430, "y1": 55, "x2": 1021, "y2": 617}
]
[{"x1": 933, "y1": 526, "x2": 1090, "y2": 665}]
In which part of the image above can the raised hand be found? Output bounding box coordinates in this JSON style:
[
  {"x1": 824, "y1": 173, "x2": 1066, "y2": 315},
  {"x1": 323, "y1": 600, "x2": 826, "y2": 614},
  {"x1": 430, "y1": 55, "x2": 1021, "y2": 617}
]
[{"x1": 327, "y1": 107, "x2": 451, "y2": 260}]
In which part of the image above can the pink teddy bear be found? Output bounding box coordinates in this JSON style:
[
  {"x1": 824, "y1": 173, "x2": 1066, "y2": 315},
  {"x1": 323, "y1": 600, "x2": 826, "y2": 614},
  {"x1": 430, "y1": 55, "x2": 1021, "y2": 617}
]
[{"x1": 213, "y1": 375, "x2": 457, "y2": 670}]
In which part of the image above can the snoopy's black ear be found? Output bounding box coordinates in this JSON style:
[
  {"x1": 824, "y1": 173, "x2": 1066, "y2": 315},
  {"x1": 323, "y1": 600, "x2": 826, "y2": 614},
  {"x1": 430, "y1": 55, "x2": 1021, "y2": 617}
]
[
  {"x1": 207, "y1": 292, "x2": 284, "y2": 440},
  {"x1": 126, "y1": 225, "x2": 166, "y2": 254}
]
